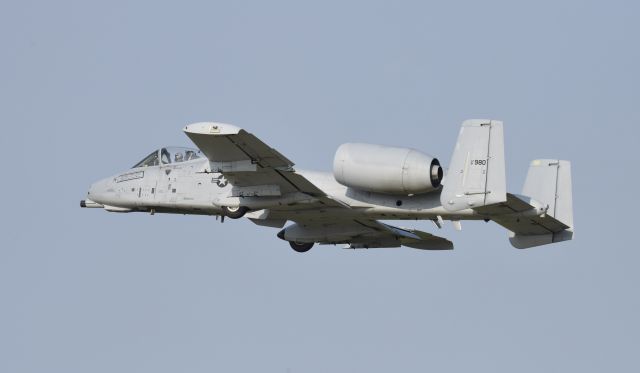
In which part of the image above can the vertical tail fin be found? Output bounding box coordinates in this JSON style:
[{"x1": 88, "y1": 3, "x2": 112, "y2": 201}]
[
  {"x1": 509, "y1": 160, "x2": 574, "y2": 248},
  {"x1": 522, "y1": 159, "x2": 573, "y2": 228},
  {"x1": 441, "y1": 119, "x2": 507, "y2": 211}
]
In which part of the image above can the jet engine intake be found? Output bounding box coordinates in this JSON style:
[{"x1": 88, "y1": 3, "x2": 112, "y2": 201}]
[{"x1": 333, "y1": 143, "x2": 442, "y2": 195}]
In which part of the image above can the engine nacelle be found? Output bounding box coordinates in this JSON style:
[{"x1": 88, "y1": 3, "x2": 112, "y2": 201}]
[{"x1": 333, "y1": 143, "x2": 443, "y2": 195}]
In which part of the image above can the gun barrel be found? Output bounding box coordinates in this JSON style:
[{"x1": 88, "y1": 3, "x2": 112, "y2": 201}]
[{"x1": 80, "y1": 199, "x2": 104, "y2": 208}]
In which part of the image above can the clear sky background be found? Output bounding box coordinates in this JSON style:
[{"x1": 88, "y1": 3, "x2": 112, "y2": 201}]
[{"x1": 1, "y1": 1, "x2": 639, "y2": 372}]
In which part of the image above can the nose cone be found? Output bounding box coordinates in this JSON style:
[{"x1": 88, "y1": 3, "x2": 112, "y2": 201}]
[{"x1": 87, "y1": 177, "x2": 113, "y2": 205}]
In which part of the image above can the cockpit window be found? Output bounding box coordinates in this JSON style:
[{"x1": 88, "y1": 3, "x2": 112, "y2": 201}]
[
  {"x1": 161, "y1": 147, "x2": 203, "y2": 164},
  {"x1": 161, "y1": 148, "x2": 171, "y2": 165},
  {"x1": 132, "y1": 148, "x2": 202, "y2": 168},
  {"x1": 132, "y1": 151, "x2": 159, "y2": 168},
  {"x1": 184, "y1": 149, "x2": 201, "y2": 161}
]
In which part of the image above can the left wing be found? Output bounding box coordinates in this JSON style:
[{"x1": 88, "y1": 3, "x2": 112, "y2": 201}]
[{"x1": 184, "y1": 122, "x2": 346, "y2": 209}]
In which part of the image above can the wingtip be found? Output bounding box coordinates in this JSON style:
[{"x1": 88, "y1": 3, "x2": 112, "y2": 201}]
[{"x1": 183, "y1": 122, "x2": 242, "y2": 136}]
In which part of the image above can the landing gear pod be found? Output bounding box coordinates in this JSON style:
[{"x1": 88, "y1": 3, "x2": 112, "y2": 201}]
[
  {"x1": 277, "y1": 226, "x2": 315, "y2": 252},
  {"x1": 289, "y1": 241, "x2": 314, "y2": 253},
  {"x1": 222, "y1": 205, "x2": 248, "y2": 219}
]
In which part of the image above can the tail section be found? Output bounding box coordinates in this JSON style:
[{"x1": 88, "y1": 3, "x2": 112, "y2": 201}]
[
  {"x1": 441, "y1": 119, "x2": 507, "y2": 211},
  {"x1": 441, "y1": 119, "x2": 575, "y2": 249},
  {"x1": 509, "y1": 159, "x2": 574, "y2": 248}
]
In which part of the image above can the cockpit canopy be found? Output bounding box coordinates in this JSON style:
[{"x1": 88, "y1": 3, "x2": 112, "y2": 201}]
[{"x1": 132, "y1": 147, "x2": 203, "y2": 168}]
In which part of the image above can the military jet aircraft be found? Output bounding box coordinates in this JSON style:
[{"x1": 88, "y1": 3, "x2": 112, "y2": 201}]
[{"x1": 81, "y1": 120, "x2": 573, "y2": 252}]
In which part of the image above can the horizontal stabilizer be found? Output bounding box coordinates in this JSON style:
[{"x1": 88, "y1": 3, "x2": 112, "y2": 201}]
[{"x1": 482, "y1": 160, "x2": 574, "y2": 249}]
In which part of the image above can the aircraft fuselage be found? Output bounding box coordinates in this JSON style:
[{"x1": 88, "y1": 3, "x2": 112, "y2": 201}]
[{"x1": 85, "y1": 157, "x2": 479, "y2": 222}]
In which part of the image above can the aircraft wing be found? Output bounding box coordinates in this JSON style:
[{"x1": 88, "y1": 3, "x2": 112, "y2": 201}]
[
  {"x1": 184, "y1": 122, "x2": 294, "y2": 169},
  {"x1": 184, "y1": 122, "x2": 346, "y2": 208},
  {"x1": 370, "y1": 221, "x2": 453, "y2": 250},
  {"x1": 281, "y1": 219, "x2": 453, "y2": 250}
]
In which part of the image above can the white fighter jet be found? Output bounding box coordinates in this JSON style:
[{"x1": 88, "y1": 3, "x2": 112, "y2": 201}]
[{"x1": 81, "y1": 120, "x2": 574, "y2": 252}]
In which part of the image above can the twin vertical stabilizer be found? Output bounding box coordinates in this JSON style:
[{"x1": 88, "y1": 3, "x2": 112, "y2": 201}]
[
  {"x1": 440, "y1": 119, "x2": 507, "y2": 211},
  {"x1": 508, "y1": 160, "x2": 574, "y2": 248},
  {"x1": 442, "y1": 119, "x2": 574, "y2": 249}
]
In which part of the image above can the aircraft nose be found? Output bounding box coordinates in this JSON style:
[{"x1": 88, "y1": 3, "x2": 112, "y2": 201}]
[
  {"x1": 86, "y1": 177, "x2": 112, "y2": 205},
  {"x1": 81, "y1": 179, "x2": 107, "y2": 208},
  {"x1": 87, "y1": 181, "x2": 99, "y2": 198}
]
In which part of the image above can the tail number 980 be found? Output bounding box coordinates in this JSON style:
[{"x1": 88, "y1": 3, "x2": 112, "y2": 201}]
[{"x1": 471, "y1": 159, "x2": 487, "y2": 166}]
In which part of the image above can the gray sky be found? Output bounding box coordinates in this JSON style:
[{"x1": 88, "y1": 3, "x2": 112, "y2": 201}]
[{"x1": 1, "y1": 1, "x2": 639, "y2": 372}]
